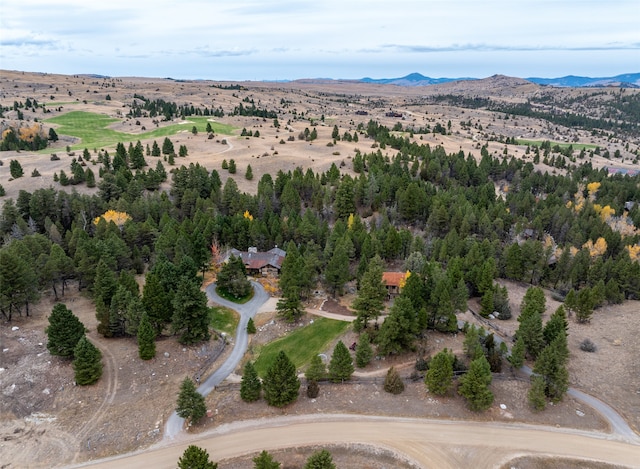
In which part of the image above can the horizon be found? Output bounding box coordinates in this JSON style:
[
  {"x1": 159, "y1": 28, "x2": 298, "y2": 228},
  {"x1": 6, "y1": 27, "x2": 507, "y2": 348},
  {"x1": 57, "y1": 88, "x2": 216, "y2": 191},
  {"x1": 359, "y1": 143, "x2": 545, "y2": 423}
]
[{"x1": 2, "y1": 1, "x2": 639, "y2": 81}]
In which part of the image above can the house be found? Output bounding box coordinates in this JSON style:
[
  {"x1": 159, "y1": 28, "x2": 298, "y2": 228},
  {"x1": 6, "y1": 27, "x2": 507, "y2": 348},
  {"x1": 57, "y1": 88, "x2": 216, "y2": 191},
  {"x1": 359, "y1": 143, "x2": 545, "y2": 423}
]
[
  {"x1": 382, "y1": 271, "x2": 409, "y2": 298},
  {"x1": 227, "y1": 246, "x2": 286, "y2": 277}
]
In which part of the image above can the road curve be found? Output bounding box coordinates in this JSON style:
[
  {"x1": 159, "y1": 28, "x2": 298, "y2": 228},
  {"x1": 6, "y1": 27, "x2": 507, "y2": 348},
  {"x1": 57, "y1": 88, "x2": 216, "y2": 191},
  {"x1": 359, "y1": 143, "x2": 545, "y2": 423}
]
[
  {"x1": 66, "y1": 415, "x2": 640, "y2": 469},
  {"x1": 164, "y1": 281, "x2": 269, "y2": 440}
]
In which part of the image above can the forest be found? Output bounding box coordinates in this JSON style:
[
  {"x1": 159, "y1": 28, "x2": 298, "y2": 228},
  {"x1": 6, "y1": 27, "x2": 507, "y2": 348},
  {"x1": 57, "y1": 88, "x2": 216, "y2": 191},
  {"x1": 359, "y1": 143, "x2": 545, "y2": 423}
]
[{"x1": 2, "y1": 118, "x2": 639, "y2": 341}]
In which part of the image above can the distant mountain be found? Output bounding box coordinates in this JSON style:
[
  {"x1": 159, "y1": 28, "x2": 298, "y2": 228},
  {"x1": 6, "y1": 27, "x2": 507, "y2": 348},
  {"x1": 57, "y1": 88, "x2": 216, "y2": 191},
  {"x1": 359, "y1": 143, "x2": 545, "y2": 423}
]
[
  {"x1": 525, "y1": 73, "x2": 640, "y2": 88},
  {"x1": 360, "y1": 73, "x2": 476, "y2": 86},
  {"x1": 357, "y1": 72, "x2": 640, "y2": 88}
]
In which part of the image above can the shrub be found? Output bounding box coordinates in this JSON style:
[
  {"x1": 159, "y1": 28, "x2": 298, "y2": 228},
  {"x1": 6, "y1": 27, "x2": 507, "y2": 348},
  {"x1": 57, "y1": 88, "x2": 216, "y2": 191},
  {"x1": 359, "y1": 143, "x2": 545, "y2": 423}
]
[
  {"x1": 50, "y1": 154, "x2": 60, "y2": 161},
  {"x1": 580, "y1": 338, "x2": 597, "y2": 353}
]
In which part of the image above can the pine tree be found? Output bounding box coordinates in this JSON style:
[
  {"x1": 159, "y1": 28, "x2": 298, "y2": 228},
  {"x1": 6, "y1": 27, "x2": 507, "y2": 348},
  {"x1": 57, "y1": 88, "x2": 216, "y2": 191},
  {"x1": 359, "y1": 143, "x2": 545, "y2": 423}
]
[
  {"x1": 324, "y1": 240, "x2": 350, "y2": 297},
  {"x1": 519, "y1": 311, "x2": 545, "y2": 359},
  {"x1": 217, "y1": 255, "x2": 251, "y2": 299},
  {"x1": 177, "y1": 445, "x2": 218, "y2": 469},
  {"x1": 137, "y1": 312, "x2": 156, "y2": 360},
  {"x1": 384, "y1": 366, "x2": 405, "y2": 394},
  {"x1": 533, "y1": 337, "x2": 569, "y2": 402},
  {"x1": 352, "y1": 255, "x2": 387, "y2": 331},
  {"x1": 245, "y1": 164, "x2": 253, "y2": 180},
  {"x1": 46, "y1": 303, "x2": 86, "y2": 358},
  {"x1": 253, "y1": 450, "x2": 281, "y2": 469},
  {"x1": 328, "y1": 340, "x2": 354, "y2": 382},
  {"x1": 519, "y1": 286, "x2": 546, "y2": 323},
  {"x1": 463, "y1": 324, "x2": 484, "y2": 360},
  {"x1": 73, "y1": 336, "x2": 103, "y2": 385},
  {"x1": 303, "y1": 450, "x2": 335, "y2": 469},
  {"x1": 176, "y1": 377, "x2": 207, "y2": 424},
  {"x1": 276, "y1": 286, "x2": 304, "y2": 323},
  {"x1": 376, "y1": 296, "x2": 416, "y2": 356},
  {"x1": 425, "y1": 348, "x2": 454, "y2": 396},
  {"x1": 458, "y1": 355, "x2": 494, "y2": 411},
  {"x1": 171, "y1": 278, "x2": 211, "y2": 345},
  {"x1": 508, "y1": 336, "x2": 526, "y2": 369},
  {"x1": 247, "y1": 317, "x2": 257, "y2": 334},
  {"x1": 263, "y1": 351, "x2": 300, "y2": 407},
  {"x1": 240, "y1": 361, "x2": 262, "y2": 402},
  {"x1": 543, "y1": 305, "x2": 568, "y2": 345},
  {"x1": 305, "y1": 354, "x2": 326, "y2": 382},
  {"x1": 355, "y1": 332, "x2": 373, "y2": 368},
  {"x1": 528, "y1": 375, "x2": 547, "y2": 411}
]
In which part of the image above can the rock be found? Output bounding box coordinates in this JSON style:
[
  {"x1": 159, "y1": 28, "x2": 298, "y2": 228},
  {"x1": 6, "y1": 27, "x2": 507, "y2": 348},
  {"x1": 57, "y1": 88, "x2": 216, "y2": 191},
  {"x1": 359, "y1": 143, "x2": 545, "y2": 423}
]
[
  {"x1": 613, "y1": 339, "x2": 622, "y2": 346},
  {"x1": 576, "y1": 410, "x2": 585, "y2": 417},
  {"x1": 182, "y1": 348, "x2": 186, "y2": 352},
  {"x1": 500, "y1": 404, "x2": 507, "y2": 410},
  {"x1": 164, "y1": 352, "x2": 170, "y2": 358},
  {"x1": 42, "y1": 388, "x2": 50, "y2": 395},
  {"x1": 12, "y1": 326, "x2": 19, "y2": 331}
]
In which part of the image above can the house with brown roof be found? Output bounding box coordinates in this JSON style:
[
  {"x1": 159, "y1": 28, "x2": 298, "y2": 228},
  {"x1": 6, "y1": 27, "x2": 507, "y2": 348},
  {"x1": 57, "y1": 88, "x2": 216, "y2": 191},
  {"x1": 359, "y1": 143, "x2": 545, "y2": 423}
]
[
  {"x1": 382, "y1": 271, "x2": 409, "y2": 298},
  {"x1": 226, "y1": 247, "x2": 286, "y2": 277}
]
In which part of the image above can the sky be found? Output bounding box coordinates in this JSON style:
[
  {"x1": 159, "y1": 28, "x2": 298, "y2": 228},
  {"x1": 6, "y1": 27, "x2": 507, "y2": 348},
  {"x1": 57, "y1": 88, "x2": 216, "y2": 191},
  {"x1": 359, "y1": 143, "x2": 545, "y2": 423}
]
[{"x1": 1, "y1": 0, "x2": 639, "y2": 81}]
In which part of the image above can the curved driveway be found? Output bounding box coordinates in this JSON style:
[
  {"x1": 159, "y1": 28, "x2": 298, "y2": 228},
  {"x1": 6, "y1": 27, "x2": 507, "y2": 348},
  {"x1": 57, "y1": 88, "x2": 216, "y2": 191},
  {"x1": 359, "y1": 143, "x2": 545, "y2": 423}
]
[{"x1": 164, "y1": 281, "x2": 269, "y2": 439}]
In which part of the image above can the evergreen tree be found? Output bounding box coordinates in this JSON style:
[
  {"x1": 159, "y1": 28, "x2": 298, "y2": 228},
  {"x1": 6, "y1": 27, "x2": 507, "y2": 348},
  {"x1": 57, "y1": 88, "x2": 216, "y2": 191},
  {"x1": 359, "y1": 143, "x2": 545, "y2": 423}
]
[
  {"x1": 305, "y1": 354, "x2": 326, "y2": 382},
  {"x1": 93, "y1": 258, "x2": 118, "y2": 337},
  {"x1": 352, "y1": 255, "x2": 387, "y2": 331},
  {"x1": 46, "y1": 303, "x2": 85, "y2": 358},
  {"x1": 253, "y1": 450, "x2": 281, "y2": 469},
  {"x1": 543, "y1": 305, "x2": 568, "y2": 345},
  {"x1": 276, "y1": 286, "x2": 304, "y2": 323},
  {"x1": 533, "y1": 337, "x2": 569, "y2": 402},
  {"x1": 328, "y1": 340, "x2": 354, "y2": 382},
  {"x1": 247, "y1": 317, "x2": 257, "y2": 334},
  {"x1": 519, "y1": 286, "x2": 546, "y2": 323},
  {"x1": 376, "y1": 296, "x2": 415, "y2": 356},
  {"x1": 73, "y1": 336, "x2": 103, "y2": 385},
  {"x1": 263, "y1": 351, "x2": 300, "y2": 407},
  {"x1": 85, "y1": 167, "x2": 96, "y2": 187},
  {"x1": 240, "y1": 361, "x2": 262, "y2": 402},
  {"x1": 176, "y1": 377, "x2": 207, "y2": 424},
  {"x1": 171, "y1": 278, "x2": 211, "y2": 345},
  {"x1": 384, "y1": 366, "x2": 405, "y2": 394},
  {"x1": 575, "y1": 287, "x2": 595, "y2": 323},
  {"x1": 324, "y1": 240, "x2": 350, "y2": 296},
  {"x1": 245, "y1": 164, "x2": 253, "y2": 180},
  {"x1": 519, "y1": 311, "x2": 545, "y2": 359},
  {"x1": 9, "y1": 159, "x2": 24, "y2": 178},
  {"x1": 355, "y1": 332, "x2": 374, "y2": 368},
  {"x1": 306, "y1": 379, "x2": 320, "y2": 398},
  {"x1": 458, "y1": 355, "x2": 494, "y2": 411},
  {"x1": 425, "y1": 348, "x2": 454, "y2": 396},
  {"x1": 137, "y1": 312, "x2": 156, "y2": 360},
  {"x1": 177, "y1": 445, "x2": 218, "y2": 469},
  {"x1": 228, "y1": 159, "x2": 236, "y2": 174},
  {"x1": 508, "y1": 336, "x2": 526, "y2": 369},
  {"x1": 528, "y1": 375, "x2": 547, "y2": 411},
  {"x1": 162, "y1": 137, "x2": 174, "y2": 155},
  {"x1": 463, "y1": 324, "x2": 484, "y2": 360},
  {"x1": 304, "y1": 450, "x2": 335, "y2": 469},
  {"x1": 142, "y1": 270, "x2": 173, "y2": 334},
  {"x1": 217, "y1": 255, "x2": 251, "y2": 299}
]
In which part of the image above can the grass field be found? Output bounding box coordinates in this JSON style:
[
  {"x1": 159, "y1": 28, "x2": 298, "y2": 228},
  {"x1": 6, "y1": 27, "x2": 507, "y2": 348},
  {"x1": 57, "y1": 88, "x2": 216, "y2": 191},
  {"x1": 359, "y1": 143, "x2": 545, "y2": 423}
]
[
  {"x1": 253, "y1": 317, "x2": 350, "y2": 377},
  {"x1": 516, "y1": 139, "x2": 599, "y2": 151},
  {"x1": 44, "y1": 111, "x2": 234, "y2": 151},
  {"x1": 210, "y1": 306, "x2": 239, "y2": 336}
]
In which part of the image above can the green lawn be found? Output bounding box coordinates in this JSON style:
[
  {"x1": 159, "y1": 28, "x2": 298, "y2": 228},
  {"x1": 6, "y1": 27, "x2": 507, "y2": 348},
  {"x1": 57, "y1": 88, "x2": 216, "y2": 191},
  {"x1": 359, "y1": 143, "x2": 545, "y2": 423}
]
[
  {"x1": 44, "y1": 111, "x2": 234, "y2": 151},
  {"x1": 210, "y1": 306, "x2": 239, "y2": 336},
  {"x1": 253, "y1": 317, "x2": 350, "y2": 377},
  {"x1": 516, "y1": 139, "x2": 598, "y2": 151}
]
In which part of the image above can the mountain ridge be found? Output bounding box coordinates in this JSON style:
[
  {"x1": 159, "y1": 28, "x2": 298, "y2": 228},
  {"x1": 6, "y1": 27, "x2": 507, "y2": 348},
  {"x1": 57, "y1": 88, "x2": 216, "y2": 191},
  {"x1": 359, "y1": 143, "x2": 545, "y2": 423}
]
[{"x1": 357, "y1": 72, "x2": 640, "y2": 88}]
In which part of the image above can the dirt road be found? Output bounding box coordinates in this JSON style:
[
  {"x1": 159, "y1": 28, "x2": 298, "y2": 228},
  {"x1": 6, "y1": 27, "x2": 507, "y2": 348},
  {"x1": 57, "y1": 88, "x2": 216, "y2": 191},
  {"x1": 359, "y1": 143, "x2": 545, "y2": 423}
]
[{"x1": 65, "y1": 414, "x2": 640, "y2": 468}]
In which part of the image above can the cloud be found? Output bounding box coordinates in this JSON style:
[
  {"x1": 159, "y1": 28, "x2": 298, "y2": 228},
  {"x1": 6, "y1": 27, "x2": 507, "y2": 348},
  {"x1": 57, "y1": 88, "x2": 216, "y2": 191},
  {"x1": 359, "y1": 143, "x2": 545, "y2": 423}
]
[{"x1": 382, "y1": 43, "x2": 640, "y2": 54}]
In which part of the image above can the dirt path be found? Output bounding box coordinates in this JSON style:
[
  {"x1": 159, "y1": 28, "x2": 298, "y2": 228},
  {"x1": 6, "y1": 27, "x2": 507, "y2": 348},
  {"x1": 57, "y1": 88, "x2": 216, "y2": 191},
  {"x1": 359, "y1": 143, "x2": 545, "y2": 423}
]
[
  {"x1": 65, "y1": 415, "x2": 640, "y2": 469},
  {"x1": 71, "y1": 334, "x2": 119, "y2": 462}
]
